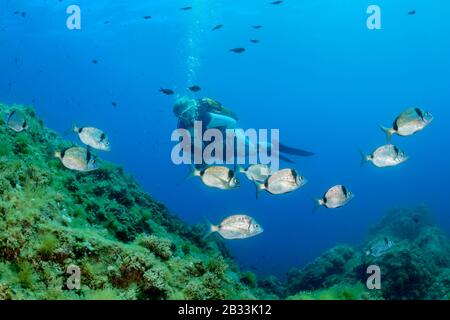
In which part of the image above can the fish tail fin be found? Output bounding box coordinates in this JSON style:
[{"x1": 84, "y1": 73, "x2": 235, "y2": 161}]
[
  {"x1": 255, "y1": 182, "x2": 265, "y2": 200},
  {"x1": 63, "y1": 123, "x2": 78, "y2": 136},
  {"x1": 358, "y1": 148, "x2": 370, "y2": 167},
  {"x1": 54, "y1": 151, "x2": 62, "y2": 159},
  {"x1": 311, "y1": 197, "x2": 322, "y2": 213},
  {"x1": 202, "y1": 218, "x2": 219, "y2": 240},
  {"x1": 236, "y1": 165, "x2": 245, "y2": 174},
  {"x1": 379, "y1": 125, "x2": 395, "y2": 143},
  {"x1": 185, "y1": 165, "x2": 200, "y2": 180}
]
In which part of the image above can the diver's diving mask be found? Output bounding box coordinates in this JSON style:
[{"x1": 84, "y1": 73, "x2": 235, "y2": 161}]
[{"x1": 174, "y1": 98, "x2": 199, "y2": 125}]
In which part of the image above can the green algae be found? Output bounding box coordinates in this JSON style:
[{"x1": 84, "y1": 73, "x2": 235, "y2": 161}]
[
  {"x1": 288, "y1": 283, "x2": 369, "y2": 300},
  {"x1": 285, "y1": 206, "x2": 450, "y2": 300},
  {"x1": 1, "y1": 103, "x2": 450, "y2": 301},
  {"x1": 0, "y1": 103, "x2": 262, "y2": 300}
]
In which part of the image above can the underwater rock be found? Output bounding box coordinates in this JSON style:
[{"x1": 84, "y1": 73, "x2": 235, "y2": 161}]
[
  {"x1": 373, "y1": 244, "x2": 436, "y2": 300},
  {"x1": 287, "y1": 206, "x2": 450, "y2": 300},
  {"x1": 286, "y1": 245, "x2": 360, "y2": 294},
  {"x1": 257, "y1": 276, "x2": 286, "y2": 298},
  {"x1": 0, "y1": 103, "x2": 264, "y2": 300},
  {"x1": 0, "y1": 283, "x2": 13, "y2": 300},
  {"x1": 368, "y1": 205, "x2": 434, "y2": 241},
  {"x1": 1, "y1": 104, "x2": 448, "y2": 300}
]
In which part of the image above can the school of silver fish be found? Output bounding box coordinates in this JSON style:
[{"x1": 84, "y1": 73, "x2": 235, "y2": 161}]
[{"x1": 3, "y1": 106, "x2": 432, "y2": 244}]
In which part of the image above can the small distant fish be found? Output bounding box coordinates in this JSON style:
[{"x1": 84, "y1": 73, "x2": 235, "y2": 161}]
[
  {"x1": 250, "y1": 266, "x2": 258, "y2": 271},
  {"x1": 73, "y1": 126, "x2": 111, "y2": 151},
  {"x1": 230, "y1": 47, "x2": 246, "y2": 54},
  {"x1": 359, "y1": 144, "x2": 408, "y2": 168},
  {"x1": 408, "y1": 10, "x2": 416, "y2": 15},
  {"x1": 413, "y1": 217, "x2": 420, "y2": 223},
  {"x1": 257, "y1": 169, "x2": 307, "y2": 197},
  {"x1": 366, "y1": 238, "x2": 395, "y2": 257},
  {"x1": 212, "y1": 24, "x2": 223, "y2": 31},
  {"x1": 5, "y1": 110, "x2": 28, "y2": 132},
  {"x1": 160, "y1": 88, "x2": 175, "y2": 95},
  {"x1": 252, "y1": 25, "x2": 263, "y2": 29},
  {"x1": 206, "y1": 215, "x2": 263, "y2": 240},
  {"x1": 314, "y1": 185, "x2": 354, "y2": 212},
  {"x1": 104, "y1": 21, "x2": 110, "y2": 24},
  {"x1": 188, "y1": 85, "x2": 201, "y2": 92},
  {"x1": 55, "y1": 147, "x2": 98, "y2": 172},
  {"x1": 13, "y1": 11, "x2": 26, "y2": 17},
  {"x1": 142, "y1": 16, "x2": 152, "y2": 19},
  {"x1": 111, "y1": 102, "x2": 118, "y2": 107},
  {"x1": 181, "y1": 7, "x2": 192, "y2": 10},
  {"x1": 92, "y1": 59, "x2": 98, "y2": 64},
  {"x1": 250, "y1": 39, "x2": 260, "y2": 44},
  {"x1": 191, "y1": 166, "x2": 240, "y2": 190},
  {"x1": 271, "y1": 1, "x2": 283, "y2": 5},
  {"x1": 380, "y1": 107, "x2": 433, "y2": 142},
  {"x1": 239, "y1": 164, "x2": 272, "y2": 184}
]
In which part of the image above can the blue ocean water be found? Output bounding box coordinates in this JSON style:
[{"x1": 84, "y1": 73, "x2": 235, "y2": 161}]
[{"x1": 1, "y1": 0, "x2": 449, "y2": 278}]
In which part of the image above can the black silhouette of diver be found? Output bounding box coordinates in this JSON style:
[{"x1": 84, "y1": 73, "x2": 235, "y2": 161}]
[{"x1": 173, "y1": 96, "x2": 314, "y2": 165}]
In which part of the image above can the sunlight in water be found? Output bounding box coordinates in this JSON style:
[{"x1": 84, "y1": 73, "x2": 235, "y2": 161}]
[{"x1": 184, "y1": 0, "x2": 214, "y2": 86}]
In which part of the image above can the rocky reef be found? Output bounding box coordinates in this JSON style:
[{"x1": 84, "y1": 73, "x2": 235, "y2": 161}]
[
  {"x1": 0, "y1": 103, "x2": 268, "y2": 300},
  {"x1": 284, "y1": 206, "x2": 450, "y2": 300},
  {"x1": 1, "y1": 103, "x2": 449, "y2": 300}
]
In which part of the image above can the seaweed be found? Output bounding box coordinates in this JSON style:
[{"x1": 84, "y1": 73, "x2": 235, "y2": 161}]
[{"x1": 0, "y1": 103, "x2": 261, "y2": 300}]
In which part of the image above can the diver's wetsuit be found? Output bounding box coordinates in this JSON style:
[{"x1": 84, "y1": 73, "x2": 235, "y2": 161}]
[{"x1": 175, "y1": 97, "x2": 314, "y2": 166}]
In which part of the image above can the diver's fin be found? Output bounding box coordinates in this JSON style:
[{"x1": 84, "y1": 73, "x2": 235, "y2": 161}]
[
  {"x1": 279, "y1": 154, "x2": 296, "y2": 164},
  {"x1": 279, "y1": 143, "x2": 315, "y2": 157},
  {"x1": 379, "y1": 125, "x2": 395, "y2": 143},
  {"x1": 358, "y1": 148, "x2": 370, "y2": 167},
  {"x1": 202, "y1": 218, "x2": 219, "y2": 240}
]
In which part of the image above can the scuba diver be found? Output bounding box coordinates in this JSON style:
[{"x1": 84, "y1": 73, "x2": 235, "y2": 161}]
[{"x1": 173, "y1": 96, "x2": 314, "y2": 166}]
